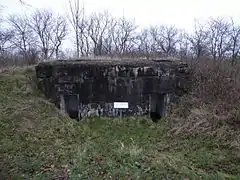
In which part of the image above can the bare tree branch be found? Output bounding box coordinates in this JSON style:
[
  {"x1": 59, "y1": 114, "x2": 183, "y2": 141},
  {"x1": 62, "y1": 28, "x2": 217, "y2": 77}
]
[
  {"x1": 229, "y1": 18, "x2": 240, "y2": 63},
  {"x1": 187, "y1": 20, "x2": 209, "y2": 58},
  {"x1": 0, "y1": 30, "x2": 14, "y2": 55},
  {"x1": 150, "y1": 25, "x2": 179, "y2": 57},
  {"x1": 7, "y1": 14, "x2": 36, "y2": 55},
  {"x1": 30, "y1": 9, "x2": 67, "y2": 59},
  {"x1": 68, "y1": 0, "x2": 84, "y2": 57},
  {"x1": 207, "y1": 17, "x2": 231, "y2": 60},
  {"x1": 87, "y1": 11, "x2": 111, "y2": 56},
  {"x1": 51, "y1": 15, "x2": 68, "y2": 59}
]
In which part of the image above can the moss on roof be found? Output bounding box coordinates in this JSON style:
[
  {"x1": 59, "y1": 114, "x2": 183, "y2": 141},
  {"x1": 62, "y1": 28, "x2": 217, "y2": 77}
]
[{"x1": 36, "y1": 58, "x2": 186, "y2": 68}]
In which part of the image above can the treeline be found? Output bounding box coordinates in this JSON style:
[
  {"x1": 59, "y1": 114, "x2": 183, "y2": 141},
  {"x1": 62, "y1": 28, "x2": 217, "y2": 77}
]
[{"x1": 1, "y1": 0, "x2": 240, "y2": 65}]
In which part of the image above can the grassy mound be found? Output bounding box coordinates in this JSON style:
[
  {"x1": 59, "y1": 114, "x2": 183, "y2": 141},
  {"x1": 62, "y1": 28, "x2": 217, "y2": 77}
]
[{"x1": 0, "y1": 67, "x2": 240, "y2": 179}]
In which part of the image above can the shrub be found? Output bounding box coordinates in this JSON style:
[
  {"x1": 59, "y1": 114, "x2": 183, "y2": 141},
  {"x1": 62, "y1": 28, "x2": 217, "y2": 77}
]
[{"x1": 170, "y1": 58, "x2": 240, "y2": 138}]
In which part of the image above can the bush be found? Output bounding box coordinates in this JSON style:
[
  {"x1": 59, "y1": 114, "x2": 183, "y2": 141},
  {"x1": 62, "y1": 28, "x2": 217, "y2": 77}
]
[{"x1": 170, "y1": 59, "x2": 240, "y2": 140}]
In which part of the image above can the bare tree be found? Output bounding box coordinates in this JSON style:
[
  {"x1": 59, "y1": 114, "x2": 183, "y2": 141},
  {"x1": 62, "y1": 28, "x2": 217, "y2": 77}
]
[
  {"x1": 68, "y1": 0, "x2": 84, "y2": 57},
  {"x1": 18, "y1": 0, "x2": 32, "y2": 7},
  {"x1": 3, "y1": 3, "x2": 240, "y2": 61},
  {"x1": 187, "y1": 20, "x2": 209, "y2": 58},
  {"x1": 178, "y1": 30, "x2": 190, "y2": 59},
  {"x1": 149, "y1": 26, "x2": 161, "y2": 57},
  {"x1": 150, "y1": 25, "x2": 179, "y2": 57},
  {"x1": 77, "y1": 8, "x2": 91, "y2": 56},
  {"x1": 0, "y1": 5, "x2": 3, "y2": 25},
  {"x1": 136, "y1": 28, "x2": 153, "y2": 58},
  {"x1": 229, "y1": 18, "x2": 240, "y2": 63},
  {"x1": 102, "y1": 18, "x2": 117, "y2": 56},
  {"x1": 30, "y1": 9, "x2": 55, "y2": 59},
  {"x1": 110, "y1": 16, "x2": 137, "y2": 55},
  {"x1": 51, "y1": 15, "x2": 68, "y2": 59},
  {"x1": 87, "y1": 11, "x2": 112, "y2": 56},
  {"x1": 207, "y1": 17, "x2": 231, "y2": 60},
  {"x1": 7, "y1": 14, "x2": 36, "y2": 56},
  {"x1": 30, "y1": 9, "x2": 67, "y2": 59},
  {"x1": 0, "y1": 30, "x2": 14, "y2": 55}
]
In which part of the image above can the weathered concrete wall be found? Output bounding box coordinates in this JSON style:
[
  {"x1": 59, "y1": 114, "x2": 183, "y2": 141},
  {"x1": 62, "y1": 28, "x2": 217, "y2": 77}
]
[{"x1": 35, "y1": 59, "x2": 191, "y2": 120}]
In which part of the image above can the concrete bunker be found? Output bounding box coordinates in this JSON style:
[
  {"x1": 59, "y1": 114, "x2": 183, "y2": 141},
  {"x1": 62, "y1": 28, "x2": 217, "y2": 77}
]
[{"x1": 35, "y1": 59, "x2": 190, "y2": 121}]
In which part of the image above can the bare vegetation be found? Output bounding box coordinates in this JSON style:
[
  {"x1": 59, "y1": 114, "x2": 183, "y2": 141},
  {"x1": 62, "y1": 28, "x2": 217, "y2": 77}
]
[
  {"x1": 1, "y1": 0, "x2": 240, "y2": 68},
  {"x1": 170, "y1": 59, "x2": 240, "y2": 148}
]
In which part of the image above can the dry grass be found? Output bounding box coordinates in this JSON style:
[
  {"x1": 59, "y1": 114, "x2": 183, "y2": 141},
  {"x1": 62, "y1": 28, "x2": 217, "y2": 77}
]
[
  {"x1": 170, "y1": 58, "x2": 240, "y2": 148},
  {"x1": 0, "y1": 53, "x2": 39, "y2": 70}
]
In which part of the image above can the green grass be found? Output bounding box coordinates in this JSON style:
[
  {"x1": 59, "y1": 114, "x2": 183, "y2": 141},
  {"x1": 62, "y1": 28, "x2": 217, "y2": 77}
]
[{"x1": 0, "y1": 67, "x2": 240, "y2": 179}]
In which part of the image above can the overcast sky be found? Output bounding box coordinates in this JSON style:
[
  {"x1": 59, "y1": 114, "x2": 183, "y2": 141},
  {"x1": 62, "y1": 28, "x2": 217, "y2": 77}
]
[{"x1": 1, "y1": 0, "x2": 240, "y2": 32}]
